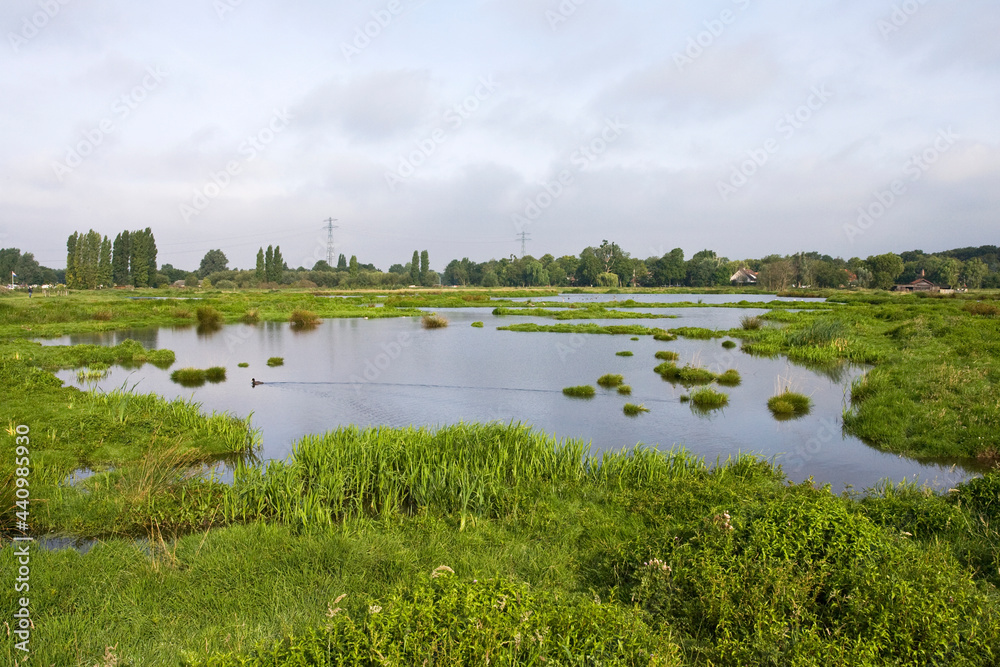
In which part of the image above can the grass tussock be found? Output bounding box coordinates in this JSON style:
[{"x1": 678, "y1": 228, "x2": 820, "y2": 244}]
[
  {"x1": 740, "y1": 315, "x2": 763, "y2": 330},
  {"x1": 655, "y1": 362, "x2": 715, "y2": 385},
  {"x1": 421, "y1": 314, "x2": 450, "y2": 329},
  {"x1": 563, "y1": 385, "x2": 596, "y2": 398},
  {"x1": 655, "y1": 350, "x2": 679, "y2": 361},
  {"x1": 597, "y1": 373, "x2": 625, "y2": 388},
  {"x1": 289, "y1": 308, "x2": 320, "y2": 329},
  {"x1": 241, "y1": 308, "x2": 261, "y2": 324},
  {"x1": 204, "y1": 367, "x2": 227, "y2": 383},
  {"x1": 715, "y1": 369, "x2": 742, "y2": 386},
  {"x1": 266, "y1": 357, "x2": 284, "y2": 367},
  {"x1": 237, "y1": 362, "x2": 249, "y2": 368},
  {"x1": 623, "y1": 403, "x2": 649, "y2": 416},
  {"x1": 722, "y1": 340, "x2": 737, "y2": 349},
  {"x1": 616, "y1": 350, "x2": 634, "y2": 357},
  {"x1": 690, "y1": 387, "x2": 729, "y2": 409},
  {"x1": 617, "y1": 385, "x2": 632, "y2": 396},
  {"x1": 768, "y1": 390, "x2": 812, "y2": 419},
  {"x1": 171, "y1": 367, "x2": 207, "y2": 387},
  {"x1": 195, "y1": 306, "x2": 223, "y2": 329},
  {"x1": 471, "y1": 321, "x2": 484, "y2": 328}
]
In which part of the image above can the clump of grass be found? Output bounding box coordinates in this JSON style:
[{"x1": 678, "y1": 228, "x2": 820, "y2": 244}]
[
  {"x1": 679, "y1": 394, "x2": 690, "y2": 403},
  {"x1": 623, "y1": 403, "x2": 650, "y2": 416},
  {"x1": 690, "y1": 387, "x2": 729, "y2": 409},
  {"x1": 266, "y1": 357, "x2": 284, "y2": 367},
  {"x1": 195, "y1": 306, "x2": 223, "y2": 329},
  {"x1": 290, "y1": 308, "x2": 320, "y2": 329},
  {"x1": 170, "y1": 367, "x2": 207, "y2": 387},
  {"x1": 171, "y1": 307, "x2": 192, "y2": 319},
  {"x1": 241, "y1": 308, "x2": 260, "y2": 324},
  {"x1": 653, "y1": 332, "x2": 677, "y2": 342},
  {"x1": 670, "y1": 327, "x2": 719, "y2": 340},
  {"x1": 740, "y1": 315, "x2": 763, "y2": 330},
  {"x1": 77, "y1": 366, "x2": 110, "y2": 382},
  {"x1": 722, "y1": 340, "x2": 737, "y2": 349},
  {"x1": 562, "y1": 385, "x2": 595, "y2": 398},
  {"x1": 597, "y1": 373, "x2": 625, "y2": 388},
  {"x1": 716, "y1": 369, "x2": 742, "y2": 386},
  {"x1": 768, "y1": 390, "x2": 812, "y2": 419},
  {"x1": 92, "y1": 309, "x2": 113, "y2": 321},
  {"x1": 616, "y1": 351, "x2": 634, "y2": 357},
  {"x1": 963, "y1": 301, "x2": 999, "y2": 317},
  {"x1": 205, "y1": 367, "x2": 227, "y2": 383},
  {"x1": 655, "y1": 363, "x2": 715, "y2": 384},
  {"x1": 630, "y1": 336, "x2": 640, "y2": 341},
  {"x1": 617, "y1": 385, "x2": 632, "y2": 395},
  {"x1": 422, "y1": 314, "x2": 449, "y2": 329},
  {"x1": 471, "y1": 321, "x2": 484, "y2": 328},
  {"x1": 655, "y1": 350, "x2": 679, "y2": 361},
  {"x1": 238, "y1": 362, "x2": 249, "y2": 368}
]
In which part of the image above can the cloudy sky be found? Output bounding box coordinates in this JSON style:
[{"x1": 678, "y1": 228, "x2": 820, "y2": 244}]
[{"x1": 1, "y1": 0, "x2": 997, "y2": 272}]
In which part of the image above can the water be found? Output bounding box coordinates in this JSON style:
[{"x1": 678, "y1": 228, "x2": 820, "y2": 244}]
[
  {"x1": 498, "y1": 293, "x2": 829, "y2": 304},
  {"x1": 41, "y1": 303, "x2": 979, "y2": 492}
]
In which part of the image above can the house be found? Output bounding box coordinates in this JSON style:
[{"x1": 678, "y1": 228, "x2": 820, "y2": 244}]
[
  {"x1": 730, "y1": 267, "x2": 758, "y2": 285},
  {"x1": 893, "y1": 270, "x2": 950, "y2": 293}
]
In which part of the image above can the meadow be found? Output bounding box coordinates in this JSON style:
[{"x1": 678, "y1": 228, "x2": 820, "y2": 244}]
[{"x1": 0, "y1": 286, "x2": 998, "y2": 665}]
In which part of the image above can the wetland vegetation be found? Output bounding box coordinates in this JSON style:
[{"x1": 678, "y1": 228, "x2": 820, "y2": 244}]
[{"x1": 1, "y1": 286, "x2": 999, "y2": 665}]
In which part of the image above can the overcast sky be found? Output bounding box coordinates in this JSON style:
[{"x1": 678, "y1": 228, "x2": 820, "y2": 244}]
[{"x1": 1, "y1": 0, "x2": 997, "y2": 272}]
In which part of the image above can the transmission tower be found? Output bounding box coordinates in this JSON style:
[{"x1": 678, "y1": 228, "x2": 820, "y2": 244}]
[
  {"x1": 323, "y1": 218, "x2": 339, "y2": 266},
  {"x1": 516, "y1": 231, "x2": 532, "y2": 258}
]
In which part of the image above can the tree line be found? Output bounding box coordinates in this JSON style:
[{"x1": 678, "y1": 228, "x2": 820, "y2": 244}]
[{"x1": 64, "y1": 228, "x2": 158, "y2": 289}]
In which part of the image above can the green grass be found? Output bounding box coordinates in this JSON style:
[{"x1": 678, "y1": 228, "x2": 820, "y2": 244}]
[
  {"x1": 471, "y1": 321, "x2": 484, "y2": 328},
  {"x1": 492, "y1": 305, "x2": 677, "y2": 320},
  {"x1": 690, "y1": 387, "x2": 729, "y2": 409},
  {"x1": 498, "y1": 323, "x2": 669, "y2": 336},
  {"x1": 171, "y1": 367, "x2": 207, "y2": 387},
  {"x1": 616, "y1": 350, "x2": 634, "y2": 357},
  {"x1": 205, "y1": 366, "x2": 227, "y2": 383},
  {"x1": 655, "y1": 362, "x2": 716, "y2": 385},
  {"x1": 237, "y1": 362, "x2": 249, "y2": 368},
  {"x1": 740, "y1": 314, "x2": 763, "y2": 330},
  {"x1": 715, "y1": 369, "x2": 742, "y2": 386},
  {"x1": 562, "y1": 385, "x2": 595, "y2": 398},
  {"x1": 623, "y1": 403, "x2": 649, "y2": 416},
  {"x1": 722, "y1": 339, "x2": 737, "y2": 349},
  {"x1": 617, "y1": 385, "x2": 632, "y2": 396},
  {"x1": 630, "y1": 336, "x2": 639, "y2": 341},
  {"x1": 597, "y1": 373, "x2": 625, "y2": 388},
  {"x1": 768, "y1": 390, "x2": 812, "y2": 419},
  {"x1": 655, "y1": 350, "x2": 679, "y2": 361},
  {"x1": 266, "y1": 357, "x2": 284, "y2": 367}
]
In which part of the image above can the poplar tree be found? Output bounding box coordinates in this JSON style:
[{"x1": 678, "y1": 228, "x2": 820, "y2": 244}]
[
  {"x1": 255, "y1": 248, "x2": 266, "y2": 282},
  {"x1": 410, "y1": 250, "x2": 420, "y2": 284},
  {"x1": 66, "y1": 233, "x2": 79, "y2": 288},
  {"x1": 98, "y1": 236, "x2": 113, "y2": 287},
  {"x1": 112, "y1": 231, "x2": 131, "y2": 286}
]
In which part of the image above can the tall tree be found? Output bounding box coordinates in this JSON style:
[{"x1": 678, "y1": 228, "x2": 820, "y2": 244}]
[
  {"x1": 349, "y1": 255, "x2": 359, "y2": 277},
  {"x1": 66, "y1": 232, "x2": 79, "y2": 288},
  {"x1": 264, "y1": 246, "x2": 274, "y2": 282},
  {"x1": 962, "y1": 257, "x2": 988, "y2": 289},
  {"x1": 255, "y1": 247, "x2": 266, "y2": 282},
  {"x1": 337, "y1": 253, "x2": 347, "y2": 270},
  {"x1": 867, "y1": 253, "x2": 904, "y2": 290},
  {"x1": 112, "y1": 231, "x2": 131, "y2": 286},
  {"x1": 410, "y1": 251, "x2": 420, "y2": 284},
  {"x1": 130, "y1": 231, "x2": 150, "y2": 287},
  {"x1": 271, "y1": 245, "x2": 284, "y2": 283},
  {"x1": 98, "y1": 236, "x2": 113, "y2": 288}
]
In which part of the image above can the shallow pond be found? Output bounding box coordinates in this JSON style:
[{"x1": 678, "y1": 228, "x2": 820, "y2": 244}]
[{"x1": 43, "y1": 303, "x2": 979, "y2": 492}]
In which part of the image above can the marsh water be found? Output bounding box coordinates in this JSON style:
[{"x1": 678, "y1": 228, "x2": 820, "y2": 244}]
[{"x1": 42, "y1": 297, "x2": 981, "y2": 491}]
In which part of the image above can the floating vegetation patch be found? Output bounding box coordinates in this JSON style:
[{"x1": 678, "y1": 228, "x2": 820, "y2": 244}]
[
  {"x1": 655, "y1": 350, "x2": 679, "y2": 361},
  {"x1": 266, "y1": 357, "x2": 284, "y2": 367},
  {"x1": 655, "y1": 362, "x2": 715, "y2": 385},
  {"x1": 471, "y1": 321, "x2": 484, "y2": 328},
  {"x1": 597, "y1": 373, "x2": 625, "y2": 388},
  {"x1": 204, "y1": 367, "x2": 227, "y2": 383},
  {"x1": 237, "y1": 362, "x2": 249, "y2": 368},
  {"x1": 290, "y1": 308, "x2": 321, "y2": 329},
  {"x1": 617, "y1": 385, "x2": 632, "y2": 396},
  {"x1": 669, "y1": 327, "x2": 722, "y2": 340},
  {"x1": 722, "y1": 340, "x2": 737, "y2": 349},
  {"x1": 623, "y1": 403, "x2": 650, "y2": 416},
  {"x1": 422, "y1": 314, "x2": 450, "y2": 329},
  {"x1": 616, "y1": 351, "x2": 634, "y2": 357},
  {"x1": 653, "y1": 332, "x2": 677, "y2": 342},
  {"x1": 716, "y1": 369, "x2": 742, "y2": 387},
  {"x1": 767, "y1": 390, "x2": 812, "y2": 420},
  {"x1": 690, "y1": 387, "x2": 729, "y2": 409},
  {"x1": 171, "y1": 367, "x2": 207, "y2": 387},
  {"x1": 562, "y1": 385, "x2": 595, "y2": 398}
]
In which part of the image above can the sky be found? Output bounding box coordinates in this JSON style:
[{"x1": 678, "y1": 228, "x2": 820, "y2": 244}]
[{"x1": 1, "y1": 0, "x2": 998, "y2": 273}]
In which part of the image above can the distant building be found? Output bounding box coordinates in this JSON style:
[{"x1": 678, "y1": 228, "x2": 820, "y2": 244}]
[
  {"x1": 894, "y1": 270, "x2": 950, "y2": 293},
  {"x1": 730, "y1": 267, "x2": 758, "y2": 285}
]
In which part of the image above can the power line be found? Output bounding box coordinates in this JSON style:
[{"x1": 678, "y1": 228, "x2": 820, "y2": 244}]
[
  {"x1": 516, "y1": 231, "x2": 532, "y2": 258},
  {"x1": 323, "y1": 218, "x2": 339, "y2": 266}
]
